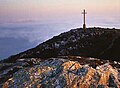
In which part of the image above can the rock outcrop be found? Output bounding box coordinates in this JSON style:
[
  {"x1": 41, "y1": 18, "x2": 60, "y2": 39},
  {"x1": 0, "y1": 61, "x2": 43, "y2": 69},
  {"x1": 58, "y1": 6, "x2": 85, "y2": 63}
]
[{"x1": 2, "y1": 57, "x2": 120, "y2": 88}]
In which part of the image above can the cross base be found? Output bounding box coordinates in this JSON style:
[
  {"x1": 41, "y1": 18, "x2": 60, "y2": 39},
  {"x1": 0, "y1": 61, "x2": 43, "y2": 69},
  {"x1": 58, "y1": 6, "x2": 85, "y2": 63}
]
[{"x1": 83, "y1": 24, "x2": 86, "y2": 32}]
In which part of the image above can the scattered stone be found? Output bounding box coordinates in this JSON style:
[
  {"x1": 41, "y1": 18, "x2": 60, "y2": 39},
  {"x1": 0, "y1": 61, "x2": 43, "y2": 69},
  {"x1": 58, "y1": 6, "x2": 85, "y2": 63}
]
[{"x1": 2, "y1": 58, "x2": 120, "y2": 88}]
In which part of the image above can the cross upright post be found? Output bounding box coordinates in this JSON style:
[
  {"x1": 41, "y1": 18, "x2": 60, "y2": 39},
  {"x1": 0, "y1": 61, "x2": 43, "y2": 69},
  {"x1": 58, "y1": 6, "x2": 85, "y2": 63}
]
[{"x1": 82, "y1": 9, "x2": 87, "y2": 32}]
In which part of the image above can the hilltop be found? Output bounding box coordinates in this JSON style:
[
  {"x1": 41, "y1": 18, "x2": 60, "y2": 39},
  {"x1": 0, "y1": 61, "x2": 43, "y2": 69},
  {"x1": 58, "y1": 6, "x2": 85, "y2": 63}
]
[
  {"x1": 2, "y1": 27, "x2": 120, "y2": 63},
  {"x1": 0, "y1": 27, "x2": 120, "y2": 87}
]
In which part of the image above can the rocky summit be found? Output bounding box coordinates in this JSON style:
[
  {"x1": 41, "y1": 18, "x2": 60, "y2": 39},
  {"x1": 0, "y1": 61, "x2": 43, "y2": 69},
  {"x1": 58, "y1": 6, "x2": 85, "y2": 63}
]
[
  {"x1": 2, "y1": 57, "x2": 120, "y2": 88},
  {"x1": 0, "y1": 27, "x2": 120, "y2": 88},
  {"x1": 3, "y1": 27, "x2": 120, "y2": 63}
]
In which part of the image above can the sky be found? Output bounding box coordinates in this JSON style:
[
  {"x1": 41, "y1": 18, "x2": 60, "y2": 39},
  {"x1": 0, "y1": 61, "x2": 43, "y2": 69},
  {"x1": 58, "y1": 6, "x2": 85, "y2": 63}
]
[
  {"x1": 0, "y1": 0, "x2": 120, "y2": 59},
  {"x1": 0, "y1": 0, "x2": 120, "y2": 27}
]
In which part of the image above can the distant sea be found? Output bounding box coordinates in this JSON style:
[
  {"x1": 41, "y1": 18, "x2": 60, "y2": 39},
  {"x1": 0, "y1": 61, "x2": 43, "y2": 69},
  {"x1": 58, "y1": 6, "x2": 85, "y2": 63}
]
[{"x1": 0, "y1": 21, "x2": 120, "y2": 60}]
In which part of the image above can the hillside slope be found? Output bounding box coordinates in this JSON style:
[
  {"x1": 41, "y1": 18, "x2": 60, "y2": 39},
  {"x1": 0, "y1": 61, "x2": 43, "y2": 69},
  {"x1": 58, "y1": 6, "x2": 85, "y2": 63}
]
[{"x1": 3, "y1": 27, "x2": 120, "y2": 63}]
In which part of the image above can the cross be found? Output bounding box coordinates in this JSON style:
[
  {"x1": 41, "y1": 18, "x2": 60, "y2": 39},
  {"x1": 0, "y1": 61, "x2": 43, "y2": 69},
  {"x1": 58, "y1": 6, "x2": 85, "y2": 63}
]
[{"x1": 82, "y1": 9, "x2": 87, "y2": 32}]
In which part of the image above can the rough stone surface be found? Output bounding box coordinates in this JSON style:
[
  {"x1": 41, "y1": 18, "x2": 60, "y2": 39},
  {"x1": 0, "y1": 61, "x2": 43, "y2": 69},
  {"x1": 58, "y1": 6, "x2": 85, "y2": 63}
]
[{"x1": 2, "y1": 58, "x2": 120, "y2": 88}]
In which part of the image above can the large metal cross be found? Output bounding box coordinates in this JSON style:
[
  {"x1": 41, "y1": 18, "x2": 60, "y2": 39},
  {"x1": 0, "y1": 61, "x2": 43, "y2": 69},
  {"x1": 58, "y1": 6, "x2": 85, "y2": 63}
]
[{"x1": 82, "y1": 9, "x2": 87, "y2": 32}]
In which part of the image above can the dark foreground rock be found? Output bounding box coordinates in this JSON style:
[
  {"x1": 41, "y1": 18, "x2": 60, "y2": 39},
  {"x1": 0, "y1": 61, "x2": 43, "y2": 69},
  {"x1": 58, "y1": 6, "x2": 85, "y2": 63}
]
[{"x1": 2, "y1": 57, "x2": 120, "y2": 88}]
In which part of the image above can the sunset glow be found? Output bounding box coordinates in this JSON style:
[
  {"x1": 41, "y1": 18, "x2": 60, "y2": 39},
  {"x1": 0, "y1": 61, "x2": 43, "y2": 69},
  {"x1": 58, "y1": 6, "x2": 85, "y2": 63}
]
[{"x1": 0, "y1": 0, "x2": 119, "y2": 25}]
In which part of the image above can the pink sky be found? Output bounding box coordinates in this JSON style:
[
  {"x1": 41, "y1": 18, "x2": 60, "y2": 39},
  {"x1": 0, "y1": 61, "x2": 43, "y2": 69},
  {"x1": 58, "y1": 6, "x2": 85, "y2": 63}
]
[{"x1": 0, "y1": 0, "x2": 120, "y2": 27}]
